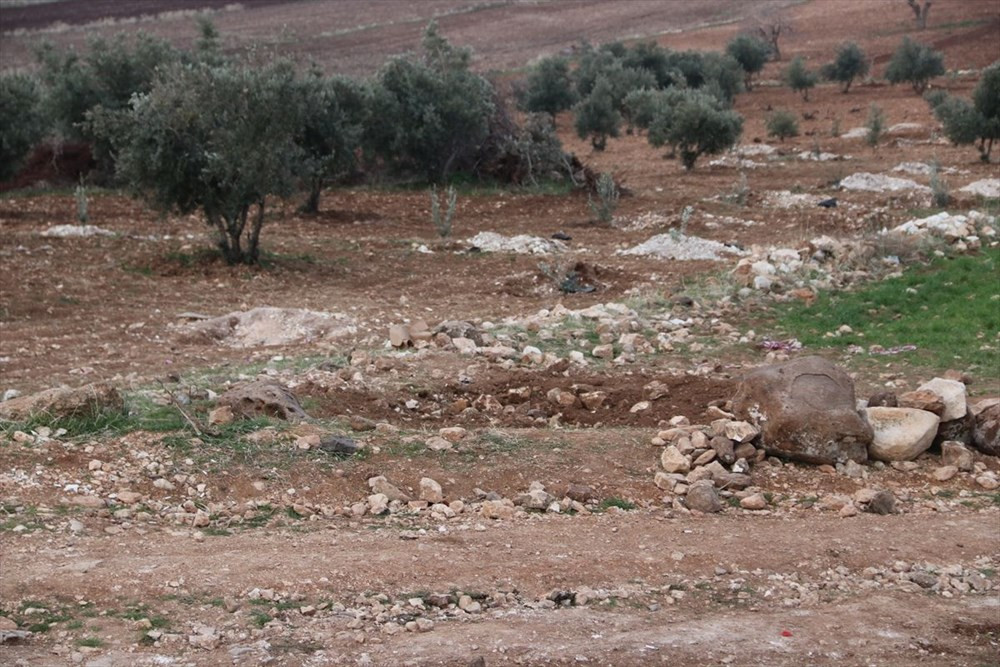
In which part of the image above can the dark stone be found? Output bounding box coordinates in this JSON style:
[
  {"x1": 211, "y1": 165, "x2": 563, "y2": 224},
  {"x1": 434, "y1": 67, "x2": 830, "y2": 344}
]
[
  {"x1": 865, "y1": 490, "x2": 896, "y2": 515},
  {"x1": 867, "y1": 391, "x2": 898, "y2": 408},
  {"x1": 732, "y1": 356, "x2": 872, "y2": 465}
]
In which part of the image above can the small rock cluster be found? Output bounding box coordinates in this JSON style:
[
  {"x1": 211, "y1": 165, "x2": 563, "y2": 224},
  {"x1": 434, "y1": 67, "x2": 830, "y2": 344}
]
[{"x1": 651, "y1": 412, "x2": 763, "y2": 514}]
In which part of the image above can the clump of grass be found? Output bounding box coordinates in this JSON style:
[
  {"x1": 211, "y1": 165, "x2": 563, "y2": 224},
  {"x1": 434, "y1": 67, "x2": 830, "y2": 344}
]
[
  {"x1": 76, "y1": 636, "x2": 104, "y2": 648},
  {"x1": 430, "y1": 184, "x2": 457, "y2": 238},
  {"x1": 865, "y1": 104, "x2": 886, "y2": 148},
  {"x1": 588, "y1": 172, "x2": 619, "y2": 224},
  {"x1": 597, "y1": 497, "x2": 636, "y2": 512},
  {"x1": 771, "y1": 248, "x2": 999, "y2": 369}
]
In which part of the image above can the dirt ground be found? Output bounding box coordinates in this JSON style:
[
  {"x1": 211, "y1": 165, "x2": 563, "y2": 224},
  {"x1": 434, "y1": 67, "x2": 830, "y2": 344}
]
[{"x1": 2, "y1": 1, "x2": 1000, "y2": 665}]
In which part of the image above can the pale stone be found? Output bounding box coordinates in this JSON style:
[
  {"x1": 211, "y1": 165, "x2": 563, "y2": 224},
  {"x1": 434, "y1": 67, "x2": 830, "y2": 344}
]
[
  {"x1": 419, "y1": 477, "x2": 444, "y2": 504},
  {"x1": 660, "y1": 446, "x2": 691, "y2": 474},
  {"x1": 739, "y1": 493, "x2": 767, "y2": 510},
  {"x1": 916, "y1": 378, "x2": 967, "y2": 422},
  {"x1": 865, "y1": 407, "x2": 940, "y2": 461},
  {"x1": 438, "y1": 427, "x2": 467, "y2": 442}
]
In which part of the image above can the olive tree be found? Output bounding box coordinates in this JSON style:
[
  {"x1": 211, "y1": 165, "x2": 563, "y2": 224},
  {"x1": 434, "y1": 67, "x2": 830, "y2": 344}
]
[
  {"x1": 647, "y1": 89, "x2": 743, "y2": 169},
  {"x1": 92, "y1": 61, "x2": 306, "y2": 264},
  {"x1": 886, "y1": 37, "x2": 944, "y2": 94},
  {"x1": 368, "y1": 22, "x2": 494, "y2": 181},
  {"x1": 822, "y1": 41, "x2": 869, "y2": 93},
  {"x1": 927, "y1": 61, "x2": 1000, "y2": 161},
  {"x1": 784, "y1": 56, "x2": 818, "y2": 101},
  {"x1": 297, "y1": 70, "x2": 368, "y2": 214},
  {"x1": 0, "y1": 73, "x2": 46, "y2": 181},
  {"x1": 766, "y1": 110, "x2": 799, "y2": 141},
  {"x1": 573, "y1": 76, "x2": 621, "y2": 150},
  {"x1": 521, "y1": 55, "x2": 576, "y2": 116},
  {"x1": 725, "y1": 34, "x2": 771, "y2": 91}
]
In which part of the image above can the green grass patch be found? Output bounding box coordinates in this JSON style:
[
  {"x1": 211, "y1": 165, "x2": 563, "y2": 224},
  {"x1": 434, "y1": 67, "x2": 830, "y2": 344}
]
[
  {"x1": 596, "y1": 497, "x2": 636, "y2": 512},
  {"x1": 768, "y1": 249, "x2": 999, "y2": 370},
  {"x1": 75, "y1": 637, "x2": 103, "y2": 648},
  {"x1": 250, "y1": 611, "x2": 272, "y2": 627}
]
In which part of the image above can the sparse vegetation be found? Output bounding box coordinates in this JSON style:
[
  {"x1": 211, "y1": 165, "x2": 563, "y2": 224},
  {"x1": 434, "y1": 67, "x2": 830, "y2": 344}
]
[
  {"x1": 822, "y1": 41, "x2": 869, "y2": 93},
  {"x1": 886, "y1": 37, "x2": 945, "y2": 94},
  {"x1": 766, "y1": 110, "x2": 799, "y2": 142},
  {"x1": 865, "y1": 103, "x2": 886, "y2": 147},
  {"x1": 430, "y1": 184, "x2": 458, "y2": 237},
  {"x1": 926, "y1": 60, "x2": 1000, "y2": 161},
  {"x1": 784, "y1": 56, "x2": 818, "y2": 101},
  {"x1": 588, "y1": 172, "x2": 619, "y2": 223}
]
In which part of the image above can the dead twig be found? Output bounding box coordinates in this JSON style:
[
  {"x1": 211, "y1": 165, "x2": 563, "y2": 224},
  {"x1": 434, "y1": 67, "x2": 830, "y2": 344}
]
[{"x1": 156, "y1": 379, "x2": 215, "y2": 437}]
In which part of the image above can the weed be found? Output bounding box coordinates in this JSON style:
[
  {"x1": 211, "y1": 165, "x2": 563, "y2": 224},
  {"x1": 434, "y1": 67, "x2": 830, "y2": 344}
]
[
  {"x1": 74, "y1": 179, "x2": 89, "y2": 225},
  {"x1": 830, "y1": 117, "x2": 841, "y2": 138},
  {"x1": 250, "y1": 611, "x2": 272, "y2": 627},
  {"x1": 588, "y1": 172, "x2": 619, "y2": 224},
  {"x1": 865, "y1": 104, "x2": 886, "y2": 148},
  {"x1": 596, "y1": 497, "x2": 636, "y2": 512},
  {"x1": 430, "y1": 184, "x2": 458, "y2": 238},
  {"x1": 929, "y1": 159, "x2": 950, "y2": 208},
  {"x1": 76, "y1": 636, "x2": 103, "y2": 648}
]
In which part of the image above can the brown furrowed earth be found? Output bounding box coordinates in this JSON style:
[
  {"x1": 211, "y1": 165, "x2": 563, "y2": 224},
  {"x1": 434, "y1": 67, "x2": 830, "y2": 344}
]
[{"x1": 1, "y1": 1, "x2": 1000, "y2": 666}]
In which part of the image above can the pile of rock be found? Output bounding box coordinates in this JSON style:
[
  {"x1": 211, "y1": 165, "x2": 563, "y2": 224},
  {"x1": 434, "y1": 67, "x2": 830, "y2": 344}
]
[
  {"x1": 652, "y1": 413, "x2": 764, "y2": 513},
  {"x1": 888, "y1": 210, "x2": 995, "y2": 251}
]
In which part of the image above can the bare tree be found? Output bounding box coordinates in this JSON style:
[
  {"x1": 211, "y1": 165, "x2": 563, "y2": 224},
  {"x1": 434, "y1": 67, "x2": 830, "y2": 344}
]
[
  {"x1": 906, "y1": 0, "x2": 932, "y2": 30},
  {"x1": 756, "y1": 16, "x2": 791, "y2": 61}
]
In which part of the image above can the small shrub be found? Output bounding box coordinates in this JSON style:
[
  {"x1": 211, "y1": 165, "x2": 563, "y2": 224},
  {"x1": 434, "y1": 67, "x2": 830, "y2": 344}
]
[
  {"x1": 766, "y1": 110, "x2": 799, "y2": 142},
  {"x1": 929, "y1": 159, "x2": 950, "y2": 207},
  {"x1": 74, "y1": 179, "x2": 89, "y2": 224},
  {"x1": 822, "y1": 41, "x2": 869, "y2": 93},
  {"x1": 926, "y1": 60, "x2": 1000, "y2": 161},
  {"x1": 830, "y1": 117, "x2": 841, "y2": 137},
  {"x1": 885, "y1": 36, "x2": 945, "y2": 94},
  {"x1": 588, "y1": 172, "x2": 619, "y2": 223},
  {"x1": 429, "y1": 184, "x2": 457, "y2": 238},
  {"x1": 865, "y1": 104, "x2": 886, "y2": 147},
  {"x1": 784, "y1": 56, "x2": 818, "y2": 101},
  {"x1": 597, "y1": 497, "x2": 636, "y2": 511}
]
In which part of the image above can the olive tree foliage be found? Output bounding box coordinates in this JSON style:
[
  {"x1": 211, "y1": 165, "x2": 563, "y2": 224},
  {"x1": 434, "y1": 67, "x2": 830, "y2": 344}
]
[
  {"x1": 35, "y1": 33, "x2": 179, "y2": 152},
  {"x1": 766, "y1": 110, "x2": 799, "y2": 141},
  {"x1": 784, "y1": 56, "x2": 818, "y2": 101},
  {"x1": 0, "y1": 73, "x2": 46, "y2": 181},
  {"x1": 573, "y1": 76, "x2": 621, "y2": 150},
  {"x1": 646, "y1": 89, "x2": 743, "y2": 169},
  {"x1": 926, "y1": 61, "x2": 1000, "y2": 161},
  {"x1": 91, "y1": 61, "x2": 307, "y2": 264},
  {"x1": 520, "y1": 55, "x2": 576, "y2": 116},
  {"x1": 297, "y1": 69, "x2": 369, "y2": 213},
  {"x1": 725, "y1": 34, "x2": 771, "y2": 91},
  {"x1": 367, "y1": 21, "x2": 494, "y2": 181},
  {"x1": 822, "y1": 42, "x2": 869, "y2": 93},
  {"x1": 885, "y1": 37, "x2": 945, "y2": 94}
]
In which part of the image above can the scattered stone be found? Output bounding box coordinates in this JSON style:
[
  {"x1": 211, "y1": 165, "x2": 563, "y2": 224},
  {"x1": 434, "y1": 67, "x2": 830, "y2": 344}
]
[
  {"x1": 318, "y1": 436, "x2": 361, "y2": 455},
  {"x1": 467, "y1": 231, "x2": 566, "y2": 255},
  {"x1": 723, "y1": 420, "x2": 759, "y2": 443},
  {"x1": 897, "y1": 390, "x2": 945, "y2": 416},
  {"x1": 839, "y1": 172, "x2": 929, "y2": 193},
  {"x1": 0, "y1": 382, "x2": 124, "y2": 421},
  {"x1": 419, "y1": 477, "x2": 444, "y2": 504},
  {"x1": 972, "y1": 403, "x2": 1000, "y2": 456},
  {"x1": 546, "y1": 388, "x2": 577, "y2": 408},
  {"x1": 208, "y1": 405, "x2": 235, "y2": 426},
  {"x1": 685, "y1": 480, "x2": 722, "y2": 513},
  {"x1": 959, "y1": 178, "x2": 1000, "y2": 198},
  {"x1": 219, "y1": 380, "x2": 307, "y2": 421},
  {"x1": 179, "y1": 307, "x2": 355, "y2": 347},
  {"x1": 941, "y1": 441, "x2": 974, "y2": 472},
  {"x1": 621, "y1": 233, "x2": 746, "y2": 261},
  {"x1": 368, "y1": 476, "x2": 410, "y2": 502},
  {"x1": 439, "y1": 427, "x2": 468, "y2": 443},
  {"x1": 865, "y1": 407, "x2": 940, "y2": 461},
  {"x1": 425, "y1": 436, "x2": 454, "y2": 452},
  {"x1": 740, "y1": 493, "x2": 768, "y2": 510},
  {"x1": 660, "y1": 446, "x2": 691, "y2": 474},
  {"x1": 580, "y1": 391, "x2": 607, "y2": 410},
  {"x1": 916, "y1": 378, "x2": 967, "y2": 421},
  {"x1": 732, "y1": 356, "x2": 872, "y2": 464},
  {"x1": 709, "y1": 436, "x2": 736, "y2": 465},
  {"x1": 480, "y1": 500, "x2": 515, "y2": 520},
  {"x1": 865, "y1": 490, "x2": 897, "y2": 515},
  {"x1": 565, "y1": 484, "x2": 596, "y2": 502},
  {"x1": 931, "y1": 465, "x2": 958, "y2": 482}
]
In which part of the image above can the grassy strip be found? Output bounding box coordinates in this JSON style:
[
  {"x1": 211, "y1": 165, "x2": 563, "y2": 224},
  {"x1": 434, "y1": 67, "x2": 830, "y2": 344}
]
[{"x1": 768, "y1": 248, "x2": 999, "y2": 371}]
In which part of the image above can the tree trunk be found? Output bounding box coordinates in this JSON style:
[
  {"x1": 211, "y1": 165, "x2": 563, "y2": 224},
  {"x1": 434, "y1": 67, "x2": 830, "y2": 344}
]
[
  {"x1": 245, "y1": 200, "x2": 266, "y2": 265},
  {"x1": 300, "y1": 177, "x2": 322, "y2": 215},
  {"x1": 744, "y1": 72, "x2": 753, "y2": 91},
  {"x1": 591, "y1": 134, "x2": 607, "y2": 151},
  {"x1": 908, "y1": 0, "x2": 931, "y2": 29}
]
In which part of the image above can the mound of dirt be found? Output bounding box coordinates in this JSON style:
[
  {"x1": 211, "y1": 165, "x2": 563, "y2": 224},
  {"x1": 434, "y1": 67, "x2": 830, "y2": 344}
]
[{"x1": 177, "y1": 307, "x2": 356, "y2": 348}]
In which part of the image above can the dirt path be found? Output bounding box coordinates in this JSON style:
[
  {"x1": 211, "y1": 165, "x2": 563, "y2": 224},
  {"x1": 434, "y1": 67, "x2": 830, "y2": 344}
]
[{"x1": 2, "y1": 511, "x2": 998, "y2": 665}]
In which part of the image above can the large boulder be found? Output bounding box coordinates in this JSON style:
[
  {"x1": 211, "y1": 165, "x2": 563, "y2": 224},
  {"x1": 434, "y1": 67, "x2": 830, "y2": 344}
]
[
  {"x1": 865, "y1": 407, "x2": 940, "y2": 461},
  {"x1": 0, "y1": 382, "x2": 124, "y2": 422},
  {"x1": 218, "y1": 381, "x2": 307, "y2": 421},
  {"x1": 731, "y1": 356, "x2": 872, "y2": 464},
  {"x1": 972, "y1": 402, "x2": 1000, "y2": 456}
]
